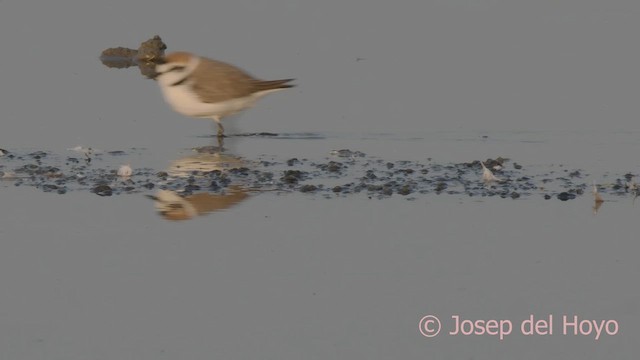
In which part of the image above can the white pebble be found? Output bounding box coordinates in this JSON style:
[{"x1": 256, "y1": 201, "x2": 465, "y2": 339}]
[{"x1": 117, "y1": 164, "x2": 133, "y2": 177}]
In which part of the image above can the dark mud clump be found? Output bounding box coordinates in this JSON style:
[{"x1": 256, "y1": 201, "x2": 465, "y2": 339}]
[
  {"x1": 100, "y1": 47, "x2": 138, "y2": 60},
  {"x1": 135, "y1": 35, "x2": 167, "y2": 62},
  {"x1": 100, "y1": 35, "x2": 166, "y2": 62},
  {"x1": 100, "y1": 35, "x2": 167, "y2": 78}
]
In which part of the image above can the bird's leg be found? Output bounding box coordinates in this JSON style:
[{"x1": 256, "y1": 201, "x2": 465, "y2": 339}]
[
  {"x1": 216, "y1": 133, "x2": 225, "y2": 150},
  {"x1": 213, "y1": 116, "x2": 225, "y2": 138}
]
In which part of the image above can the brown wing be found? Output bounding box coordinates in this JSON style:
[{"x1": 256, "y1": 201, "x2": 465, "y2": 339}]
[
  {"x1": 191, "y1": 58, "x2": 294, "y2": 103},
  {"x1": 251, "y1": 79, "x2": 296, "y2": 92}
]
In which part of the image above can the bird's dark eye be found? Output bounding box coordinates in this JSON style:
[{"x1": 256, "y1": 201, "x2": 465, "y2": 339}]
[{"x1": 168, "y1": 65, "x2": 186, "y2": 72}]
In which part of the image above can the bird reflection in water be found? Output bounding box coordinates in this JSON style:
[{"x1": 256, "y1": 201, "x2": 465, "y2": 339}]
[
  {"x1": 147, "y1": 186, "x2": 249, "y2": 221},
  {"x1": 147, "y1": 146, "x2": 251, "y2": 220}
]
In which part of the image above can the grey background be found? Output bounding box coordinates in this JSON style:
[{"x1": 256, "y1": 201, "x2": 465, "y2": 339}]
[{"x1": 1, "y1": 0, "x2": 639, "y2": 359}]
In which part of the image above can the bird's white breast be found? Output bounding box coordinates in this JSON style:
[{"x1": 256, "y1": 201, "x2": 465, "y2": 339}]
[{"x1": 159, "y1": 83, "x2": 280, "y2": 119}]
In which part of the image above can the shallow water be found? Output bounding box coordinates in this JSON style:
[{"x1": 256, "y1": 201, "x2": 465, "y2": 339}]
[{"x1": 1, "y1": 1, "x2": 639, "y2": 359}]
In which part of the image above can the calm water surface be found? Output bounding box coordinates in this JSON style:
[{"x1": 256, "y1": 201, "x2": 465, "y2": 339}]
[{"x1": 0, "y1": 1, "x2": 638, "y2": 359}]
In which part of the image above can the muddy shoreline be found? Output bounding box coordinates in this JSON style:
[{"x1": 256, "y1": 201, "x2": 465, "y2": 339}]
[{"x1": 1, "y1": 145, "x2": 636, "y2": 204}]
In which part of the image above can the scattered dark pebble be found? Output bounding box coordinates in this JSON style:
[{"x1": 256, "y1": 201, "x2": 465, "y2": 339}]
[
  {"x1": 367, "y1": 184, "x2": 382, "y2": 192},
  {"x1": 29, "y1": 151, "x2": 48, "y2": 159},
  {"x1": 185, "y1": 184, "x2": 201, "y2": 192},
  {"x1": 481, "y1": 157, "x2": 506, "y2": 170},
  {"x1": 228, "y1": 167, "x2": 250, "y2": 176},
  {"x1": 332, "y1": 149, "x2": 366, "y2": 158},
  {"x1": 256, "y1": 172, "x2": 273, "y2": 183},
  {"x1": 299, "y1": 184, "x2": 318, "y2": 193},
  {"x1": 207, "y1": 170, "x2": 222, "y2": 178},
  {"x1": 396, "y1": 169, "x2": 414, "y2": 175},
  {"x1": 317, "y1": 161, "x2": 343, "y2": 173},
  {"x1": 557, "y1": 192, "x2": 576, "y2": 201},
  {"x1": 93, "y1": 185, "x2": 113, "y2": 197},
  {"x1": 398, "y1": 185, "x2": 412, "y2": 195},
  {"x1": 41, "y1": 184, "x2": 58, "y2": 192},
  {"x1": 281, "y1": 170, "x2": 307, "y2": 184},
  {"x1": 435, "y1": 182, "x2": 447, "y2": 192},
  {"x1": 365, "y1": 169, "x2": 377, "y2": 180}
]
